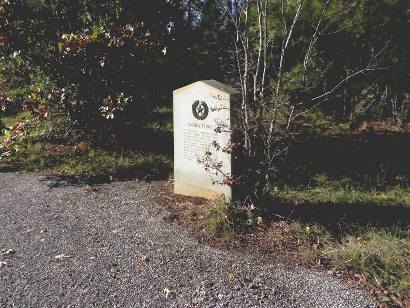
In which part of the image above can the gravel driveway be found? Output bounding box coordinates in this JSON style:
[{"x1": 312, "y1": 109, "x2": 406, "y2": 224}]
[{"x1": 0, "y1": 172, "x2": 376, "y2": 307}]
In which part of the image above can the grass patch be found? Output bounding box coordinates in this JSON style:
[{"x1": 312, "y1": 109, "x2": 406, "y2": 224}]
[
  {"x1": 3, "y1": 142, "x2": 172, "y2": 182},
  {"x1": 266, "y1": 220, "x2": 334, "y2": 262},
  {"x1": 267, "y1": 177, "x2": 410, "y2": 305},
  {"x1": 53, "y1": 149, "x2": 172, "y2": 181},
  {"x1": 202, "y1": 198, "x2": 238, "y2": 243},
  {"x1": 276, "y1": 174, "x2": 410, "y2": 208},
  {"x1": 0, "y1": 112, "x2": 172, "y2": 182},
  {"x1": 264, "y1": 220, "x2": 410, "y2": 305},
  {"x1": 277, "y1": 185, "x2": 410, "y2": 207},
  {"x1": 329, "y1": 228, "x2": 410, "y2": 301}
]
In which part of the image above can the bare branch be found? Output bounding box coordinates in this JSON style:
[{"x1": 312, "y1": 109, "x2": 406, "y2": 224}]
[
  {"x1": 276, "y1": 0, "x2": 305, "y2": 95},
  {"x1": 311, "y1": 67, "x2": 388, "y2": 102},
  {"x1": 303, "y1": 0, "x2": 330, "y2": 84}
]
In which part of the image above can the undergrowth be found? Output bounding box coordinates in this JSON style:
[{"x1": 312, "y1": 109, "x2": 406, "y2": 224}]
[
  {"x1": 0, "y1": 112, "x2": 172, "y2": 182},
  {"x1": 277, "y1": 174, "x2": 410, "y2": 208},
  {"x1": 201, "y1": 180, "x2": 410, "y2": 306},
  {"x1": 329, "y1": 228, "x2": 410, "y2": 302},
  {"x1": 3, "y1": 112, "x2": 409, "y2": 305},
  {"x1": 4, "y1": 143, "x2": 171, "y2": 182}
]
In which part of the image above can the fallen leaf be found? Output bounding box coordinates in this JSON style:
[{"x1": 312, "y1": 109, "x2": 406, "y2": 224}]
[
  {"x1": 163, "y1": 288, "x2": 176, "y2": 299},
  {"x1": 54, "y1": 254, "x2": 71, "y2": 260},
  {"x1": 84, "y1": 185, "x2": 98, "y2": 193},
  {"x1": 0, "y1": 249, "x2": 15, "y2": 257},
  {"x1": 227, "y1": 271, "x2": 237, "y2": 281},
  {"x1": 136, "y1": 255, "x2": 150, "y2": 262}
]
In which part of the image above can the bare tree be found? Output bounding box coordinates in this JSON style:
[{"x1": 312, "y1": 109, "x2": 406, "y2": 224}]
[
  {"x1": 215, "y1": 0, "x2": 390, "y2": 201},
  {"x1": 221, "y1": 0, "x2": 296, "y2": 199}
]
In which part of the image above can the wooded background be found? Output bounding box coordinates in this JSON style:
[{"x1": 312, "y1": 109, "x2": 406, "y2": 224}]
[
  {"x1": 0, "y1": 0, "x2": 409, "y2": 189},
  {"x1": 1, "y1": 0, "x2": 408, "y2": 130}
]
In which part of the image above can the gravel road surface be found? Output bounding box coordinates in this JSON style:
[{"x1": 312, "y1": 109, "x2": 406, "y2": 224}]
[{"x1": 0, "y1": 172, "x2": 377, "y2": 307}]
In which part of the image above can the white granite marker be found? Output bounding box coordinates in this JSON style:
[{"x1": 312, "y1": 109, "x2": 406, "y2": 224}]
[{"x1": 173, "y1": 80, "x2": 240, "y2": 200}]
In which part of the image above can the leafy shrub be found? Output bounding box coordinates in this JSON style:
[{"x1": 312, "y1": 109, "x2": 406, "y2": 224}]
[
  {"x1": 0, "y1": 0, "x2": 182, "y2": 139},
  {"x1": 33, "y1": 115, "x2": 83, "y2": 145},
  {"x1": 0, "y1": 111, "x2": 81, "y2": 158}
]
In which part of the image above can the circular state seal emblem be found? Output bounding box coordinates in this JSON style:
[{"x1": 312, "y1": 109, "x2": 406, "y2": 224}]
[{"x1": 192, "y1": 100, "x2": 209, "y2": 120}]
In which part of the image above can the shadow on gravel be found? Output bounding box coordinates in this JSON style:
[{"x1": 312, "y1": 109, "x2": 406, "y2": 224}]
[
  {"x1": 0, "y1": 164, "x2": 84, "y2": 189},
  {"x1": 0, "y1": 163, "x2": 16, "y2": 173},
  {"x1": 38, "y1": 176, "x2": 85, "y2": 189}
]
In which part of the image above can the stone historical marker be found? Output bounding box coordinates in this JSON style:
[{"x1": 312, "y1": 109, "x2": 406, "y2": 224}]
[{"x1": 173, "y1": 80, "x2": 240, "y2": 200}]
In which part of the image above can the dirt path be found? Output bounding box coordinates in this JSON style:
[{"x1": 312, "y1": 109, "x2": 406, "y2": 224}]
[{"x1": 0, "y1": 172, "x2": 377, "y2": 307}]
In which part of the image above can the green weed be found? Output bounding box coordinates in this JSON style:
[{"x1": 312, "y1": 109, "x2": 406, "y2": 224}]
[
  {"x1": 18, "y1": 147, "x2": 172, "y2": 182},
  {"x1": 203, "y1": 198, "x2": 238, "y2": 243},
  {"x1": 328, "y1": 228, "x2": 410, "y2": 299},
  {"x1": 276, "y1": 175, "x2": 410, "y2": 208}
]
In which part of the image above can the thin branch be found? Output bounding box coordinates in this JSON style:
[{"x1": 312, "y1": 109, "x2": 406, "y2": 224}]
[
  {"x1": 276, "y1": 0, "x2": 305, "y2": 94},
  {"x1": 303, "y1": 0, "x2": 330, "y2": 83},
  {"x1": 312, "y1": 67, "x2": 388, "y2": 102}
]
